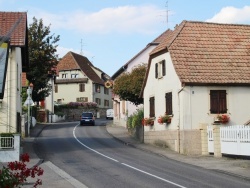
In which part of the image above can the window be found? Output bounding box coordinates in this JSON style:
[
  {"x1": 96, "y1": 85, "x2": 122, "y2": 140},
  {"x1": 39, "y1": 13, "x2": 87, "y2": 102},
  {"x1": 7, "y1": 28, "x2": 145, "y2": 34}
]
[
  {"x1": 55, "y1": 84, "x2": 58, "y2": 93},
  {"x1": 95, "y1": 98, "x2": 101, "y2": 105},
  {"x1": 104, "y1": 87, "x2": 109, "y2": 95},
  {"x1": 149, "y1": 97, "x2": 155, "y2": 117},
  {"x1": 210, "y1": 90, "x2": 227, "y2": 114},
  {"x1": 104, "y1": 100, "x2": 109, "y2": 107},
  {"x1": 71, "y1": 74, "x2": 78, "y2": 78},
  {"x1": 165, "y1": 92, "x2": 172, "y2": 115},
  {"x1": 79, "y1": 83, "x2": 85, "y2": 92},
  {"x1": 95, "y1": 85, "x2": 101, "y2": 93},
  {"x1": 62, "y1": 73, "x2": 67, "y2": 78},
  {"x1": 155, "y1": 60, "x2": 166, "y2": 79}
]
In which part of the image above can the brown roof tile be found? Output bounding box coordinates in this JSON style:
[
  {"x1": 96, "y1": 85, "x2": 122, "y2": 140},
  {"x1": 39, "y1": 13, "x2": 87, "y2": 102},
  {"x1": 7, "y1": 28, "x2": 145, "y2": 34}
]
[
  {"x1": 0, "y1": 12, "x2": 27, "y2": 46},
  {"x1": 151, "y1": 21, "x2": 250, "y2": 85},
  {"x1": 57, "y1": 52, "x2": 105, "y2": 85}
]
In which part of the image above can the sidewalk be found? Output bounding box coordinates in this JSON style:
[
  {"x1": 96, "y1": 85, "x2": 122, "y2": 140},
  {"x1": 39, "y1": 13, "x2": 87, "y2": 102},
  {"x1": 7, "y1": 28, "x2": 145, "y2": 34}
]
[
  {"x1": 8, "y1": 122, "x2": 250, "y2": 187},
  {"x1": 106, "y1": 124, "x2": 250, "y2": 180}
]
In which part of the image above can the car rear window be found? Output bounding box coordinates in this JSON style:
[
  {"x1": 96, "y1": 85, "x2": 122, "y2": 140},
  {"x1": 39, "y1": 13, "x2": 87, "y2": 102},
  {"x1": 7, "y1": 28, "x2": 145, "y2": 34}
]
[{"x1": 82, "y1": 113, "x2": 93, "y2": 117}]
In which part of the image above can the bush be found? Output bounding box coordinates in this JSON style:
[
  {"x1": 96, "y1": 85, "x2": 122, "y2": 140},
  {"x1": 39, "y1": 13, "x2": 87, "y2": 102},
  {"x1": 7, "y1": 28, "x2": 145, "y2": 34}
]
[{"x1": 127, "y1": 108, "x2": 144, "y2": 129}]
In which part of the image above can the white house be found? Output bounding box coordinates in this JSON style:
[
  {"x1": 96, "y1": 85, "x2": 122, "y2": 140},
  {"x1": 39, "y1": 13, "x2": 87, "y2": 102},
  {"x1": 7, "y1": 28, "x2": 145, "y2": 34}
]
[
  {"x1": 51, "y1": 51, "x2": 113, "y2": 117},
  {"x1": 141, "y1": 21, "x2": 250, "y2": 155},
  {"x1": 111, "y1": 30, "x2": 171, "y2": 127},
  {"x1": 0, "y1": 12, "x2": 28, "y2": 133}
]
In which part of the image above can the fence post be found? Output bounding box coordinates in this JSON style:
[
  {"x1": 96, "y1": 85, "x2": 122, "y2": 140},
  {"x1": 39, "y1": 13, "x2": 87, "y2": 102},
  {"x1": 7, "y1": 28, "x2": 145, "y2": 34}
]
[
  {"x1": 213, "y1": 125, "x2": 222, "y2": 157},
  {"x1": 13, "y1": 134, "x2": 20, "y2": 161},
  {"x1": 199, "y1": 123, "x2": 209, "y2": 155}
]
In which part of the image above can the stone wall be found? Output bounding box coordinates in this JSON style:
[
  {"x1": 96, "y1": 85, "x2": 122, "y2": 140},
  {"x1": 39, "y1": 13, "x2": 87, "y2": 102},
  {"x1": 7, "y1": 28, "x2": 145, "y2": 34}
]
[{"x1": 144, "y1": 129, "x2": 202, "y2": 155}]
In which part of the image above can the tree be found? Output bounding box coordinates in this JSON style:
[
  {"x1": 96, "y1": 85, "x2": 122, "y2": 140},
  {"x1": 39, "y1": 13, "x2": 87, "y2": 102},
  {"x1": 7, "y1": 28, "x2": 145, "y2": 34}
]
[
  {"x1": 112, "y1": 64, "x2": 147, "y2": 105},
  {"x1": 27, "y1": 17, "x2": 60, "y2": 104}
]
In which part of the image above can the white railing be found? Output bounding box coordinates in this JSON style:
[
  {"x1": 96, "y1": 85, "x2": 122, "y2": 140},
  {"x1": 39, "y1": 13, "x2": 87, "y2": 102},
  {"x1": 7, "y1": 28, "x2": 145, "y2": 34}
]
[
  {"x1": 220, "y1": 125, "x2": 250, "y2": 156},
  {"x1": 0, "y1": 136, "x2": 14, "y2": 149}
]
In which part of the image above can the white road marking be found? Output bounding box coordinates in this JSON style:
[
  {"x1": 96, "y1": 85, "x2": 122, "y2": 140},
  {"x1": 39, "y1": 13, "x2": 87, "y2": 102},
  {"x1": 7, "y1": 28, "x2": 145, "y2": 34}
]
[
  {"x1": 122, "y1": 163, "x2": 187, "y2": 188},
  {"x1": 73, "y1": 124, "x2": 186, "y2": 188}
]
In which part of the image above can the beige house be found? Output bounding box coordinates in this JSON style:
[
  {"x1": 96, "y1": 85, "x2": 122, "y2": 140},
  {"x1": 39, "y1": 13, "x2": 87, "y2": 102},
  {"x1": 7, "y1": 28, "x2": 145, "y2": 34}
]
[
  {"x1": 141, "y1": 21, "x2": 250, "y2": 155},
  {"x1": 0, "y1": 12, "x2": 28, "y2": 133},
  {"x1": 111, "y1": 30, "x2": 171, "y2": 127},
  {"x1": 52, "y1": 51, "x2": 113, "y2": 117}
]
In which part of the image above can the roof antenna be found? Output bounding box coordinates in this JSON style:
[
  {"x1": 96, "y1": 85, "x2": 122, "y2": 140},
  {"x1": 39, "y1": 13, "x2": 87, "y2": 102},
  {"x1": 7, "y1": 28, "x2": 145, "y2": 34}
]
[
  {"x1": 165, "y1": 1, "x2": 169, "y2": 29},
  {"x1": 80, "y1": 39, "x2": 84, "y2": 55}
]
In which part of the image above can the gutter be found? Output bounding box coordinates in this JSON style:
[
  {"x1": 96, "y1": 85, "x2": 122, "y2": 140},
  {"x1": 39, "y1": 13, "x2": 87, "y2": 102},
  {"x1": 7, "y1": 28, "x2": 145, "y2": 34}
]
[{"x1": 177, "y1": 86, "x2": 184, "y2": 153}]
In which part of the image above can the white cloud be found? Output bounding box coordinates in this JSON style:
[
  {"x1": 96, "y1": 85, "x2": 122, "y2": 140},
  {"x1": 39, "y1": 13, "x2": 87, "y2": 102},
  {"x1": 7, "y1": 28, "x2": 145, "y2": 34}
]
[
  {"x1": 28, "y1": 5, "x2": 164, "y2": 35},
  {"x1": 206, "y1": 6, "x2": 250, "y2": 24}
]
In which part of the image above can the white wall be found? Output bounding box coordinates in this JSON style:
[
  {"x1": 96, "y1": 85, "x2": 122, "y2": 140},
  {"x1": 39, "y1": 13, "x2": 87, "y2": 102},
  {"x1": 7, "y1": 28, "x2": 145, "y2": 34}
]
[{"x1": 0, "y1": 47, "x2": 22, "y2": 133}]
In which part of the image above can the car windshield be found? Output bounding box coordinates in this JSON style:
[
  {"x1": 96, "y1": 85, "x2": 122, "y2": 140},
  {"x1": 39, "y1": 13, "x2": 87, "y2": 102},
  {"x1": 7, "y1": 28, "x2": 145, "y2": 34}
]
[{"x1": 82, "y1": 113, "x2": 93, "y2": 117}]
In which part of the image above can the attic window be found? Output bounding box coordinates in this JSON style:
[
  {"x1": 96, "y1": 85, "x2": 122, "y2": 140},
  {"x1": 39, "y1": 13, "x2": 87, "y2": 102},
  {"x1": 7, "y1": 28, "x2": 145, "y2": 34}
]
[
  {"x1": 155, "y1": 60, "x2": 166, "y2": 79},
  {"x1": 71, "y1": 74, "x2": 78, "y2": 78}
]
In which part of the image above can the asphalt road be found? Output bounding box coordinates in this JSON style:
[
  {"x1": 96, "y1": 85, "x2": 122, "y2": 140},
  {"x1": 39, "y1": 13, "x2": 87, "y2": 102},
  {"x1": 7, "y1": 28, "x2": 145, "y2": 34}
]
[{"x1": 34, "y1": 120, "x2": 250, "y2": 188}]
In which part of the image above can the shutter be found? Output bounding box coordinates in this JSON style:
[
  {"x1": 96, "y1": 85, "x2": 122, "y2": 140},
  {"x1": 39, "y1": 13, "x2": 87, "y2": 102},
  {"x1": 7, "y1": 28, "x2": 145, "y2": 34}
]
[
  {"x1": 155, "y1": 63, "x2": 158, "y2": 78},
  {"x1": 210, "y1": 90, "x2": 218, "y2": 113},
  {"x1": 149, "y1": 97, "x2": 155, "y2": 117},
  {"x1": 55, "y1": 84, "x2": 58, "y2": 93},
  {"x1": 162, "y1": 60, "x2": 166, "y2": 76},
  {"x1": 165, "y1": 92, "x2": 172, "y2": 115},
  {"x1": 219, "y1": 91, "x2": 227, "y2": 113}
]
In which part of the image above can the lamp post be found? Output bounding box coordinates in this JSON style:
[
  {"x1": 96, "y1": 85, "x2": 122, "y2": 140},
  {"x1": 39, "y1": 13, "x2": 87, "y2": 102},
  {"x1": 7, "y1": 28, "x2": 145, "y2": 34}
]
[{"x1": 24, "y1": 83, "x2": 33, "y2": 136}]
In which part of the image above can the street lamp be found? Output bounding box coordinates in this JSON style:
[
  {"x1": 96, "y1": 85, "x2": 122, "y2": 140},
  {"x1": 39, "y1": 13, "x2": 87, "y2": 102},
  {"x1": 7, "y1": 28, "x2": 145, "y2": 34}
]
[{"x1": 24, "y1": 83, "x2": 34, "y2": 136}]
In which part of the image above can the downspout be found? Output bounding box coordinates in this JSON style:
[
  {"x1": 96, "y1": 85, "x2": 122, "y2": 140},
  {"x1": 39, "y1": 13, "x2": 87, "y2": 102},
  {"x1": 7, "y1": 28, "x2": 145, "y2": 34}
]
[{"x1": 177, "y1": 86, "x2": 184, "y2": 153}]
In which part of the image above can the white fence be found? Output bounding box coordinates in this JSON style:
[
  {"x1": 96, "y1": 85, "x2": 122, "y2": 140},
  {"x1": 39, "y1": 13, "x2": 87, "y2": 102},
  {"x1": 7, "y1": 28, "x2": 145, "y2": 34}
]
[
  {"x1": 220, "y1": 125, "x2": 250, "y2": 156},
  {"x1": 0, "y1": 134, "x2": 20, "y2": 162}
]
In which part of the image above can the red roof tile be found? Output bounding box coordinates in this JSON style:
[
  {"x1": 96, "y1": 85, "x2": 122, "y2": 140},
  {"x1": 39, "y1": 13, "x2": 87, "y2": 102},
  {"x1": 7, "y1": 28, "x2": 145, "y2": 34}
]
[{"x1": 0, "y1": 12, "x2": 27, "y2": 46}]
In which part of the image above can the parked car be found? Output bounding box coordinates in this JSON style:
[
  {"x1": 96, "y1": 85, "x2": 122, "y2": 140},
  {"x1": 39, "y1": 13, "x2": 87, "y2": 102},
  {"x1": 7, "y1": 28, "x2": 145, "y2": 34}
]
[
  {"x1": 106, "y1": 109, "x2": 114, "y2": 120},
  {"x1": 80, "y1": 112, "x2": 95, "y2": 126}
]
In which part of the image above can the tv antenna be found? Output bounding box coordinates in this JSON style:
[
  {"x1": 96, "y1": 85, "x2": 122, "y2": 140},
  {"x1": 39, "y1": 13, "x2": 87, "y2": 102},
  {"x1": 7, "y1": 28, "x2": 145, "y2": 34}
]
[
  {"x1": 80, "y1": 39, "x2": 85, "y2": 55},
  {"x1": 165, "y1": 1, "x2": 170, "y2": 29}
]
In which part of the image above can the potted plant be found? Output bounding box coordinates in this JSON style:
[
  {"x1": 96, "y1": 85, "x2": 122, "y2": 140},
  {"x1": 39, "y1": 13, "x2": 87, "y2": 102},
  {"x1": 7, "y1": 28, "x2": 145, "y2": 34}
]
[
  {"x1": 216, "y1": 114, "x2": 230, "y2": 124},
  {"x1": 158, "y1": 113, "x2": 171, "y2": 124},
  {"x1": 142, "y1": 117, "x2": 154, "y2": 126}
]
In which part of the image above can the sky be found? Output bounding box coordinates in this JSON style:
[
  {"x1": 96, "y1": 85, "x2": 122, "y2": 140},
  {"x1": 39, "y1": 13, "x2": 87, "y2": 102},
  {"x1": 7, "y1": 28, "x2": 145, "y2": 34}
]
[{"x1": 1, "y1": 0, "x2": 250, "y2": 76}]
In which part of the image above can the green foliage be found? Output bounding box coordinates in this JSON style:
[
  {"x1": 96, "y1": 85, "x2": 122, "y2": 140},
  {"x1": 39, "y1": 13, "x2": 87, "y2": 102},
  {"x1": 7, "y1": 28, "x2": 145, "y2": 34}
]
[
  {"x1": 127, "y1": 108, "x2": 144, "y2": 129},
  {"x1": 27, "y1": 17, "x2": 60, "y2": 104},
  {"x1": 113, "y1": 64, "x2": 147, "y2": 105}
]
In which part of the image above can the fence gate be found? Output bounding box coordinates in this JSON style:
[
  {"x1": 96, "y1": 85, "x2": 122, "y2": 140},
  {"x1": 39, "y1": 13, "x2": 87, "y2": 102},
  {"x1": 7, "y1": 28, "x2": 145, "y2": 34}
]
[
  {"x1": 207, "y1": 125, "x2": 214, "y2": 153},
  {"x1": 220, "y1": 125, "x2": 250, "y2": 156}
]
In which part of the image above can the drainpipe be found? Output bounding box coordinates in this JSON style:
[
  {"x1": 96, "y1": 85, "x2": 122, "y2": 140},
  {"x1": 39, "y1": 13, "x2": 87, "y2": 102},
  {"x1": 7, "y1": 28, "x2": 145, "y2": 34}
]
[{"x1": 177, "y1": 86, "x2": 184, "y2": 153}]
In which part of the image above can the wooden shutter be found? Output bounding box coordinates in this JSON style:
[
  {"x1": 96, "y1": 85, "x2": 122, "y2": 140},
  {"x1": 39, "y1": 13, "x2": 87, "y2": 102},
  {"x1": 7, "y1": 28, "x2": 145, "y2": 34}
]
[
  {"x1": 210, "y1": 90, "x2": 227, "y2": 114},
  {"x1": 162, "y1": 60, "x2": 166, "y2": 76},
  {"x1": 79, "y1": 83, "x2": 85, "y2": 92},
  {"x1": 155, "y1": 63, "x2": 158, "y2": 78},
  {"x1": 165, "y1": 92, "x2": 172, "y2": 115},
  {"x1": 149, "y1": 97, "x2": 155, "y2": 117},
  {"x1": 55, "y1": 84, "x2": 58, "y2": 93}
]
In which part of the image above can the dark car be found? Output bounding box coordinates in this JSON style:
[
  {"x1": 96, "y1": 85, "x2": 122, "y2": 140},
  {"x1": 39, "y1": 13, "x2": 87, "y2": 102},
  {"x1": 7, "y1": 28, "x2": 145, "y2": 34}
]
[{"x1": 80, "y1": 112, "x2": 95, "y2": 126}]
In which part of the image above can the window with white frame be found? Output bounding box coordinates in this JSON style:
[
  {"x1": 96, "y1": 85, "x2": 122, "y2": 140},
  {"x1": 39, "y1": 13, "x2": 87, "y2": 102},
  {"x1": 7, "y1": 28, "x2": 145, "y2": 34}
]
[
  {"x1": 155, "y1": 60, "x2": 166, "y2": 79},
  {"x1": 71, "y1": 74, "x2": 79, "y2": 78}
]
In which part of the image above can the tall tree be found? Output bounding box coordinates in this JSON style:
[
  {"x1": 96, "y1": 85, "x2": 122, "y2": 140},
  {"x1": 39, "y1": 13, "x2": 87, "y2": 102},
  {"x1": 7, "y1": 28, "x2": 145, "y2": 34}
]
[
  {"x1": 27, "y1": 17, "x2": 60, "y2": 104},
  {"x1": 112, "y1": 64, "x2": 147, "y2": 105}
]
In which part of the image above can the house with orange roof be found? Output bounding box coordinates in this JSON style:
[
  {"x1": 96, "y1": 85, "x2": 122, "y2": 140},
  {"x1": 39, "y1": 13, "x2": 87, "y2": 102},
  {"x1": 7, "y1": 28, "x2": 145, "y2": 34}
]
[
  {"x1": 141, "y1": 21, "x2": 250, "y2": 155},
  {"x1": 50, "y1": 51, "x2": 113, "y2": 117},
  {"x1": 111, "y1": 29, "x2": 171, "y2": 129},
  {"x1": 0, "y1": 12, "x2": 28, "y2": 134}
]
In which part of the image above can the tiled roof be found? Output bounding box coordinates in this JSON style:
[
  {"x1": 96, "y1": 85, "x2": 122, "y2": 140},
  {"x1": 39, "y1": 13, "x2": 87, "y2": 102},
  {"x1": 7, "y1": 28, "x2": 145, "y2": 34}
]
[
  {"x1": 0, "y1": 12, "x2": 27, "y2": 46},
  {"x1": 151, "y1": 21, "x2": 250, "y2": 85},
  {"x1": 57, "y1": 51, "x2": 105, "y2": 85}
]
